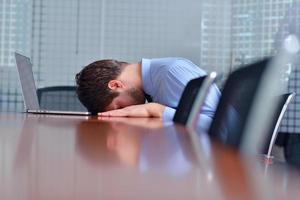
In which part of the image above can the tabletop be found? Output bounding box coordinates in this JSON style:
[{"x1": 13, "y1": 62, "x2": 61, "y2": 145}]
[{"x1": 0, "y1": 112, "x2": 299, "y2": 200}]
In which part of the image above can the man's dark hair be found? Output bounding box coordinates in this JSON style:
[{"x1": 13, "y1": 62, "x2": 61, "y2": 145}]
[{"x1": 75, "y1": 59, "x2": 128, "y2": 114}]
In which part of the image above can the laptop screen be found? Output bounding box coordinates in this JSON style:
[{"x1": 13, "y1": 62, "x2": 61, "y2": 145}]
[{"x1": 15, "y1": 52, "x2": 40, "y2": 110}]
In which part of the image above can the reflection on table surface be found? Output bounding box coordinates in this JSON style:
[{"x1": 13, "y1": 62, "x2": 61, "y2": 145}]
[{"x1": 0, "y1": 113, "x2": 299, "y2": 200}]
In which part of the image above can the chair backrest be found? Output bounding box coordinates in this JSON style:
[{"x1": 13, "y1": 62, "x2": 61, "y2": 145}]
[
  {"x1": 203, "y1": 35, "x2": 299, "y2": 155},
  {"x1": 37, "y1": 86, "x2": 87, "y2": 112},
  {"x1": 173, "y1": 76, "x2": 206, "y2": 125},
  {"x1": 263, "y1": 92, "x2": 296, "y2": 157},
  {"x1": 173, "y1": 72, "x2": 217, "y2": 129},
  {"x1": 208, "y1": 59, "x2": 269, "y2": 149}
]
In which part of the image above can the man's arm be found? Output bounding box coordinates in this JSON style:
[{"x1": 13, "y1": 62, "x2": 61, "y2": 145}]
[
  {"x1": 98, "y1": 103, "x2": 166, "y2": 118},
  {"x1": 98, "y1": 103, "x2": 213, "y2": 132},
  {"x1": 162, "y1": 106, "x2": 213, "y2": 131},
  {"x1": 98, "y1": 117, "x2": 164, "y2": 128}
]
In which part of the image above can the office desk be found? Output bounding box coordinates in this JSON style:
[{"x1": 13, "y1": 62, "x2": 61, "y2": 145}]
[{"x1": 0, "y1": 113, "x2": 299, "y2": 200}]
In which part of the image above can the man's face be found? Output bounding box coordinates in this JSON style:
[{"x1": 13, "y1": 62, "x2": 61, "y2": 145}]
[{"x1": 105, "y1": 87, "x2": 145, "y2": 111}]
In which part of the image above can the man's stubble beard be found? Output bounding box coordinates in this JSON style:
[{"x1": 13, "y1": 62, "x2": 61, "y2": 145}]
[{"x1": 127, "y1": 87, "x2": 146, "y2": 105}]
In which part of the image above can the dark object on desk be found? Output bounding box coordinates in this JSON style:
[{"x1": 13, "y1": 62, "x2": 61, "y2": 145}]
[
  {"x1": 37, "y1": 86, "x2": 87, "y2": 112},
  {"x1": 208, "y1": 59, "x2": 269, "y2": 149},
  {"x1": 263, "y1": 93, "x2": 295, "y2": 158},
  {"x1": 173, "y1": 72, "x2": 217, "y2": 129}
]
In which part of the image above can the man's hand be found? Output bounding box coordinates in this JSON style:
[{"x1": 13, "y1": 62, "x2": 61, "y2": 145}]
[
  {"x1": 98, "y1": 117, "x2": 164, "y2": 128},
  {"x1": 98, "y1": 103, "x2": 166, "y2": 118}
]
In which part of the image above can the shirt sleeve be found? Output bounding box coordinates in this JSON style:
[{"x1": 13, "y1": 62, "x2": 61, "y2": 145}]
[
  {"x1": 156, "y1": 59, "x2": 207, "y2": 108},
  {"x1": 162, "y1": 106, "x2": 176, "y2": 122},
  {"x1": 148, "y1": 58, "x2": 220, "y2": 131},
  {"x1": 162, "y1": 106, "x2": 213, "y2": 132}
]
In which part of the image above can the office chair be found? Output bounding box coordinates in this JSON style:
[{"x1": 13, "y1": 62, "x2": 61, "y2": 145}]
[
  {"x1": 208, "y1": 59, "x2": 270, "y2": 150},
  {"x1": 37, "y1": 86, "x2": 87, "y2": 112},
  {"x1": 173, "y1": 76, "x2": 206, "y2": 125},
  {"x1": 282, "y1": 133, "x2": 300, "y2": 167},
  {"x1": 263, "y1": 92, "x2": 295, "y2": 158},
  {"x1": 173, "y1": 72, "x2": 217, "y2": 129}
]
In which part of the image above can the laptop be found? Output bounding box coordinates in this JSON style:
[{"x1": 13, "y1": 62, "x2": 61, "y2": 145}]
[
  {"x1": 15, "y1": 52, "x2": 91, "y2": 116},
  {"x1": 173, "y1": 72, "x2": 217, "y2": 130}
]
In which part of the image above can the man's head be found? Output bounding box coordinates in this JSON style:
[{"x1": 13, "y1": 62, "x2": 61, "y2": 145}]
[{"x1": 76, "y1": 59, "x2": 145, "y2": 114}]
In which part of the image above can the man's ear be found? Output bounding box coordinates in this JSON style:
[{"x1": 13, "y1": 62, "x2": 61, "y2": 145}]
[{"x1": 108, "y1": 80, "x2": 125, "y2": 91}]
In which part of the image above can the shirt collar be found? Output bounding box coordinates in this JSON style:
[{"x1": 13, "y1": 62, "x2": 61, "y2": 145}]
[{"x1": 141, "y1": 58, "x2": 153, "y2": 95}]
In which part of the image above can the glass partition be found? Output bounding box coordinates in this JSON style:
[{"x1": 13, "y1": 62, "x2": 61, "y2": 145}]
[{"x1": 0, "y1": 0, "x2": 299, "y2": 133}]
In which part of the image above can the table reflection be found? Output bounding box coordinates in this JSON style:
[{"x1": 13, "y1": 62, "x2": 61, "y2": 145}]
[
  {"x1": 75, "y1": 117, "x2": 283, "y2": 199},
  {"x1": 76, "y1": 118, "x2": 197, "y2": 176},
  {"x1": 1, "y1": 113, "x2": 299, "y2": 200}
]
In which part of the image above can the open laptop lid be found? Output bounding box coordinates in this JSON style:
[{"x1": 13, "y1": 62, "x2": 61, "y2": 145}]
[{"x1": 15, "y1": 52, "x2": 40, "y2": 111}]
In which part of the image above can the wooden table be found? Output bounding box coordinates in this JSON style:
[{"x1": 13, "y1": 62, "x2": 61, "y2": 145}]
[{"x1": 0, "y1": 113, "x2": 299, "y2": 200}]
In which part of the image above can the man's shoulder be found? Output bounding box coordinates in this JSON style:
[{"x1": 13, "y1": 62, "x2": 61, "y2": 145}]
[
  {"x1": 147, "y1": 57, "x2": 206, "y2": 81},
  {"x1": 156, "y1": 57, "x2": 206, "y2": 75},
  {"x1": 148, "y1": 57, "x2": 201, "y2": 70},
  {"x1": 149, "y1": 57, "x2": 191, "y2": 64},
  {"x1": 143, "y1": 57, "x2": 206, "y2": 80}
]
